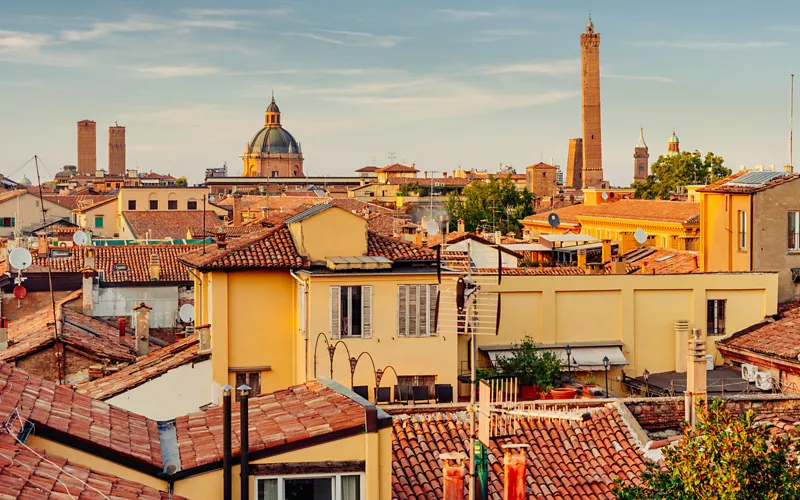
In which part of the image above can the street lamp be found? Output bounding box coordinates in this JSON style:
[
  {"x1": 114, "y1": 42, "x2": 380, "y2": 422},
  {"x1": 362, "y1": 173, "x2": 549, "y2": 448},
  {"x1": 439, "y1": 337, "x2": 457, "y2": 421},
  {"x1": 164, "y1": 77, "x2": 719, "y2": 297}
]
[
  {"x1": 565, "y1": 345, "x2": 572, "y2": 383},
  {"x1": 602, "y1": 356, "x2": 610, "y2": 397},
  {"x1": 643, "y1": 369, "x2": 650, "y2": 397}
]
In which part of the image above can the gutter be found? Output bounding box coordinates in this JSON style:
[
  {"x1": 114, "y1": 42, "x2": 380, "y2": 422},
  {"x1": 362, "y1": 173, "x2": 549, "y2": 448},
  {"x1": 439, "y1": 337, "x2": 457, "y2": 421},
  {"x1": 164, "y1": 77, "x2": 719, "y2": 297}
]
[{"x1": 289, "y1": 270, "x2": 310, "y2": 380}]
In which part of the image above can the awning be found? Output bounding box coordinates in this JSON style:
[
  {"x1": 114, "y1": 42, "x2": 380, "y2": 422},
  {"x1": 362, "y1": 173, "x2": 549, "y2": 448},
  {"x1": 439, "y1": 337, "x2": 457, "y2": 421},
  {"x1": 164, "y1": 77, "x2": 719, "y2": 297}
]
[{"x1": 481, "y1": 343, "x2": 628, "y2": 371}]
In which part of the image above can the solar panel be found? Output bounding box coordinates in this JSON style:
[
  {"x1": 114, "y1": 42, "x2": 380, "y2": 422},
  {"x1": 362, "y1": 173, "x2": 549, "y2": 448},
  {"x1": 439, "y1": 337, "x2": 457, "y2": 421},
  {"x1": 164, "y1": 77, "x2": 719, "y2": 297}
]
[
  {"x1": 726, "y1": 171, "x2": 786, "y2": 186},
  {"x1": 655, "y1": 254, "x2": 676, "y2": 262}
]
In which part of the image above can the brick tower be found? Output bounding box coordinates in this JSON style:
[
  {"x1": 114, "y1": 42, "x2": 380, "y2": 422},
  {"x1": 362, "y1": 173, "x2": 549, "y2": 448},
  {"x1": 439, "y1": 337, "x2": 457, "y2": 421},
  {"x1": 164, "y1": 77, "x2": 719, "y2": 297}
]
[
  {"x1": 108, "y1": 123, "x2": 126, "y2": 175},
  {"x1": 565, "y1": 138, "x2": 583, "y2": 189},
  {"x1": 77, "y1": 120, "x2": 96, "y2": 175},
  {"x1": 633, "y1": 128, "x2": 649, "y2": 183},
  {"x1": 580, "y1": 17, "x2": 604, "y2": 188}
]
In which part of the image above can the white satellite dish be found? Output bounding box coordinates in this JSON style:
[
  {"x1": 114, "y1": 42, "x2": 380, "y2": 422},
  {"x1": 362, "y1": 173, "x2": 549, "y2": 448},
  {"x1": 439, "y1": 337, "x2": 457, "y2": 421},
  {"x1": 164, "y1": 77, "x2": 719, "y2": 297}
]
[
  {"x1": 179, "y1": 303, "x2": 195, "y2": 323},
  {"x1": 634, "y1": 228, "x2": 648, "y2": 245},
  {"x1": 548, "y1": 213, "x2": 561, "y2": 229},
  {"x1": 72, "y1": 230, "x2": 87, "y2": 246},
  {"x1": 601, "y1": 192, "x2": 609, "y2": 200},
  {"x1": 426, "y1": 220, "x2": 440, "y2": 236},
  {"x1": 9, "y1": 248, "x2": 32, "y2": 271}
]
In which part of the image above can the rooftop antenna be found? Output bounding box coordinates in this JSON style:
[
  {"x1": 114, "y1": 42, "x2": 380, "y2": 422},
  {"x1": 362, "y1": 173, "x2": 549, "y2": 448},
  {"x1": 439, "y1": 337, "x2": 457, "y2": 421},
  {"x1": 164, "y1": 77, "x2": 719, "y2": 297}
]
[
  {"x1": 791, "y1": 74, "x2": 795, "y2": 169},
  {"x1": 388, "y1": 152, "x2": 396, "y2": 164}
]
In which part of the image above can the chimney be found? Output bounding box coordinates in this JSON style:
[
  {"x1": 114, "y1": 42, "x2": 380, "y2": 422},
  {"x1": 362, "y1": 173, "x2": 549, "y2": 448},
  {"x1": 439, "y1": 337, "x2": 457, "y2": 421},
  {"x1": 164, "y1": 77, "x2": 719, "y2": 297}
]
[
  {"x1": 414, "y1": 232, "x2": 423, "y2": 246},
  {"x1": 494, "y1": 231, "x2": 502, "y2": 245},
  {"x1": 117, "y1": 317, "x2": 126, "y2": 341},
  {"x1": 440, "y1": 452, "x2": 467, "y2": 500},
  {"x1": 424, "y1": 171, "x2": 428, "y2": 179},
  {"x1": 641, "y1": 261, "x2": 649, "y2": 275},
  {"x1": 619, "y1": 232, "x2": 636, "y2": 256},
  {"x1": 216, "y1": 230, "x2": 227, "y2": 250},
  {"x1": 502, "y1": 444, "x2": 530, "y2": 500},
  {"x1": 784, "y1": 165, "x2": 794, "y2": 173},
  {"x1": 457, "y1": 219, "x2": 465, "y2": 233},
  {"x1": 522, "y1": 228, "x2": 532, "y2": 242},
  {"x1": 0, "y1": 317, "x2": 8, "y2": 350},
  {"x1": 577, "y1": 248, "x2": 587, "y2": 268},
  {"x1": 85, "y1": 248, "x2": 96, "y2": 269},
  {"x1": 133, "y1": 302, "x2": 151, "y2": 356},
  {"x1": 81, "y1": 268, "x2": 95, "y2": 316},
  {"x1": 36, "y1": 234, "x2": 47, "y2": 258},
  {"x1": 611, "y1": 255, "x2": 627, "y2": 275},
  {"x1": 601, "y1": 239, "x2": 612, "y2": 263},
  {"x1": 674, "y1": 320, "x2": 690, "y2": 373},
  {"x1": 231, "y1": 194, "x2": 242, "y2": 227},
  {"x1": 685, "y1": 328, "x2": 708, "y2": 429},
  {"x1": 149, "y1": 253, "x2": 161, "y2": 281},
  {"x1": 197, "y1": 324, "x2": 211, "y2": 354}
]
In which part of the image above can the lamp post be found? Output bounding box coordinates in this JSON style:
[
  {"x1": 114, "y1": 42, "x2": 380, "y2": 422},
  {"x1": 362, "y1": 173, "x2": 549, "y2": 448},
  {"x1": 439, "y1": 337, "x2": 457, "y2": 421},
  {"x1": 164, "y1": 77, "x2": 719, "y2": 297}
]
[
  {"x1": 643, "y1": 369, "x2": 650, "y2": 397},
  {"x1": 602, "y1": 356, "x2": 610, "y2": 397},
  {"x1": 565, "y1": 345, "x2": 572, "y2": 383}
]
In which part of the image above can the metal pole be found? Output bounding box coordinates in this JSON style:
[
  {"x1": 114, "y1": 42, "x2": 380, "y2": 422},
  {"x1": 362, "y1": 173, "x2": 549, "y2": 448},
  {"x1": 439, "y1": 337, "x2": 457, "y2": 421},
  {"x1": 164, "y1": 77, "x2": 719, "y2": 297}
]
[
  {"x1": 238, "y1": 385, "x2": 251, "y2": 500},
  {"x1": 202, "y1": 194, "x2": 207, "y2": 253},
  {"x1": 791, "y1": 74, "x2": 795, "y2": 169},
  {"x1": 468, "y1": 298, "x2": 476, "y2": 500},
  {"x1": 222, "y1": 385, "x2": 233, "y2": 500},
  {"x1": 604, "y1": 367, "x2": 609, "y2": 397}
]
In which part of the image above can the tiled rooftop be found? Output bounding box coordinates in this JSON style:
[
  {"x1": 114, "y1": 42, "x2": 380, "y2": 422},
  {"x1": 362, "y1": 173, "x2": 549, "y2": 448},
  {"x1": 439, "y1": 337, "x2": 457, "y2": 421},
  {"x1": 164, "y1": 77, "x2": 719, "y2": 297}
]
[
  {"x1": 1, "y1": 290, "x2": 138, "y2": 364},
  {"x1": 28, "y1": 244, "x2": 201, "y2": 283},
  {"x1": 526, "y1": 200, "x2": 700, "y2": 225},
  {"x1": 0, "y1": 363, "x2": 163, "y2": 468},
  {"x1": 186, "y1": 224, "x2": 264, "y2": 239},
  {"x1": 0, "y1": 190, "x2": 26, "y2": 204},
  {"x1": 526, "y1": 162, "x2": 558, "y2": 170},
  {"x1": 698, "y1": 170, "x2": 800, "y2": 194},
  {"x1": 392, "y1": 406, "x2": 648, "y2": 499},
  {"x1": 46, "y1": 194, "x2": 115, "y2": 211},
  {"x1": 122, "y1": 210, "x2": 221, "y2": 240},
  {"x1": 175, "y1": 380, "x2": 366, "y2": 469},
  {"x1": 0, "y1": 436, "x2": 177, "y2": 499},
  {"x1": 388, "y1": 177, "x2": 472, "y2": 187},
  {"x1": 377, "y1": 163, "x2": 418, "y2": 173},
  {"x1": 611, "y1": 247, "x2": 700, "y2": 275},
  {"x1": 330, "y1": 197, "x2": 394, "y2": 215},
  {"x1": 367, "y1": 232, "x2": 437, "y2": 262},
  {"x1": 76, "y1": 335, "x2": 208, "y2": 400},
  {"x1": 718, "y1": 302, "x2": 800, "y2": 361},
  {"x1": 179, "y1": 226, "x2": 305, "y2": 271},
  {"x1": 368, "y1": 213, "x2": 409, "y2": 236}
]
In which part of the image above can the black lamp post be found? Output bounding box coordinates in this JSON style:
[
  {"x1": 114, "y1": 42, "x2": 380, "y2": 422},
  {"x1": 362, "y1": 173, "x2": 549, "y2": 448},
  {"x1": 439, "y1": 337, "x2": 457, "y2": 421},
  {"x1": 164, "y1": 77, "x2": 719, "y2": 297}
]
[
  {"x1": 602, "y1": 356, "x2": 610, "y2": 397},
  {"x1": 565, "y1": 345, "x2": 572, "y2": 383},
  {"x1": 643, "y1": 369, "x2": 650, "y2": 397}
]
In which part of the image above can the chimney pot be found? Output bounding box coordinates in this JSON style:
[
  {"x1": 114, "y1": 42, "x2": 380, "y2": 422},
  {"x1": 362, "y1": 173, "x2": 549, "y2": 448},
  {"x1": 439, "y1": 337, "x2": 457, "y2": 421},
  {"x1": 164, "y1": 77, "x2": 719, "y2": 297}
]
[
  {"x1": 502, "y1": 444, "x2": 530, "y2": 500},
  {"x1": 134, "y1": 303, "x2": 151, "y2": 356},
  {"x1": 117, "y1": 317, "x2": 126, "y2": 340},
  {"x1": 440, "y1": 452, "x2": 467, "y2": 500},
  {"x1": 457, "y1": 219, "x2": 465, "y2": 233}
]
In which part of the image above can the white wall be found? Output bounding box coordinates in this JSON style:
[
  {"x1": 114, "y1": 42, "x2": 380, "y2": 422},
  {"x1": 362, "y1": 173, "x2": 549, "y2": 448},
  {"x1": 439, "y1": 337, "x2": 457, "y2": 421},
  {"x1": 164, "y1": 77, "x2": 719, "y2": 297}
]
[
  {"x1": 106, "y1": 359, "x2": 212, "y2": 421},
  {"x1": 446, "y1": 239, "x2": 518, "y2": 268},
  {"x1": 95, "y1": 286, "x2": 181, "y2": 328}
]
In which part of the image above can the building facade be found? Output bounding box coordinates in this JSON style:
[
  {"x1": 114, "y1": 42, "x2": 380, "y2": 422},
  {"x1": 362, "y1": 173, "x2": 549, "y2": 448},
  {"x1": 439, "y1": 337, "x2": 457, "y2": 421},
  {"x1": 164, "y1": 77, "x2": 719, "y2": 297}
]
[
  {"x1": 634, "y1": 128, "x2": 649, "y2": 183},
  {"x1": 526, "y1": 162, "x2": 558, "y2": 198},
  {"x1": 77, "y1": 120, "x2": 96, "y2": 175},
  {"x1": 566, "y1": 137, "x2": 583, "y2": 189},
  {"x1": 108, "y1": 124, "x2": 126, "y2": 175},
  {"x1": 242, "y1": 95, "x2": 304, "y2": 177},
  {"x1": 580, "y1": 18, "x2": 604, "y2": 188}
]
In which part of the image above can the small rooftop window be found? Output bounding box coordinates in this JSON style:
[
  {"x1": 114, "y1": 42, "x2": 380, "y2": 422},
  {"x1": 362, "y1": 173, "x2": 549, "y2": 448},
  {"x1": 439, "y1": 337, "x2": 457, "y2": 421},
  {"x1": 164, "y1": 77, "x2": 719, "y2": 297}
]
[{"x1": 114, "y1": 263, "x2": 128, "y2": 271}]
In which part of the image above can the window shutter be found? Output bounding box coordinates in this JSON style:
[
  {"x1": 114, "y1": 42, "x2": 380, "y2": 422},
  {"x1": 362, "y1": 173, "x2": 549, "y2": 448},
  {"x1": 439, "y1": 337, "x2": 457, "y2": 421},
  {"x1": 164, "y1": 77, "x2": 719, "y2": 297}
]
[
  {"x1": 419, "y1": 285, "x2": 428, "y2": 337},
  {"x1": 719, "y1": 300, "x2": 726, "y2": 334},
  {"x1": 430, "y1": 285, "x2": 439, "y2": 336},
  {"x1": 707, "y1": 300, "x2": 714, "y2": 334},
  {"x1": 361, "y1": 286, "x2": 372, "y2": 339},
  {"x1": 398, "y1": 285, "x2": 407, "y2": 337},
  {"x1": 408, "y1": 285, "x2": 418, "y2": 337},
  {"x1": 330, "y1": 286, "x2": 341, "y2": 339}
]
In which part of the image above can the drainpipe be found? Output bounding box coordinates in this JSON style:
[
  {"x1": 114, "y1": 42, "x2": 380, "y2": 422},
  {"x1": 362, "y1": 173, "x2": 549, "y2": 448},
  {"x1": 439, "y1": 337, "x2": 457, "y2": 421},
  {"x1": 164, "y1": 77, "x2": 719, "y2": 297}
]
[
  {"x1": 289, "y1": 270, "x2": 310, "y2": 380},
  {"x1": 238, "y1": 384, "x2": 251, "y2": 500},
  {"x1": 222, "y1": 385, "x2": 233, "y2": 500},
  {"x1": 187, "y1": 269, "x2": 204, "y2": 326}
]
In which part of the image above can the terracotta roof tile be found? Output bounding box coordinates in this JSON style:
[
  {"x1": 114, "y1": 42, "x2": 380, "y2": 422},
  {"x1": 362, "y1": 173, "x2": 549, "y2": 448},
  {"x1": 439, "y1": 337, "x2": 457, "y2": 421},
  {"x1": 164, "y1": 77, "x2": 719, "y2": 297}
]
[
  {"x1": 608, "y1": 248, "x2": 700, "y2": 275},
  {"x1": 475, "y1": 266, "x2": 588, "y2": 276},
  {"x1": 526, "y1": 162, "x2": 558, "y2": 170},
  {"x1": 367, "y1": 214, "x2": 409, "y2": 236},
  {"x1": 392, "y1": 407, "x2": 648, "y2": 499},
  {"x1": 47, "y1": 195, "x2": 115, "y2": 211},
  {"x1": 367, "y1": 233, "x2": 437, "y2": 262},
  {"x1": 76, "y1": 335, "x2": 208, "y2": 400},
  {"x1": 187, "y1": 225, "x2": 264, "y2": 239},
  {"x1": 175, "y1": 380, "x2": 366, "y2": 469},
  {"x1": 330, "y1": 198, "x2": 394, "y2": 215},
  {"x1": 377, "y1": 163, "x2": 418, "y2": 173},
  {"x1": 0, "y1": 436, "x2": 177, "y2": 499},
  {"x1": 698, "y1": 170, "x2": 800, "y2": 194},
  {"x1": 122, "y1": 211, "x2": 221, "y2": 240},
  {"x1": 719, "y1": 302, "x2": 800, "y2": 361},
  {"x1": 388, "y1": 177, "x2": 471, "y2": 187},
  {"x1": 525, "y1": 200, "x2": 699, "y2": 225},
  {"x1": 179, "y1": 225, "x2": 305, "y2": 271}
]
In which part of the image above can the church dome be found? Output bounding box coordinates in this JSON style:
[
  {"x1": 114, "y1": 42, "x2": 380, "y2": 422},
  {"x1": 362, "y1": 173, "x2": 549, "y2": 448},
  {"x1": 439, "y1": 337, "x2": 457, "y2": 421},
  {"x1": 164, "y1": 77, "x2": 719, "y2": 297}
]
[
  {"x1": 266, "y1": 98, "x2": 280, "y2": 113},
  {"x1": 249, "y1": 126, "x2": 299, "y2": 154},
  {"x1": 21, "y1": 175, "x2": 31, "y2": 186},
  {"x1": 670, "y1": 131, "x2": 679, "y2": 143}
]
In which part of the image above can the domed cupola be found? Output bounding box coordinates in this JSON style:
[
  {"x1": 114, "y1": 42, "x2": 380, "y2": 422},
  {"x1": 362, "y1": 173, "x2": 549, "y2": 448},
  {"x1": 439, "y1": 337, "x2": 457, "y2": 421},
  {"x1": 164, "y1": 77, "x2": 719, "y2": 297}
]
[{"x1": 247, "y1": 94, "x2": 300, "y2": 154}]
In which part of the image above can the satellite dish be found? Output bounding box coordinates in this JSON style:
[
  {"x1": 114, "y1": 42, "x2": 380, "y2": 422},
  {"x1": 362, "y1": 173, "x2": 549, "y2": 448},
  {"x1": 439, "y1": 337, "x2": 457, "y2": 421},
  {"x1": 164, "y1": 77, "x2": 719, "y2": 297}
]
[
  {"x1": 425, "y1": 220, "x2": 440, "y2": 236},
  {"x1": 634, "y1": 228, "x2": 648, "y2": 245},
  {"x1": 601, "y1": 192, "x2": 609, "y2": 200},
  {"x1": 72, "y1": 230, "x2": 87, "y2": 246},
  {"x1": 548, "y1": 213, "x2": 561, "y2": 228},
  {"x1": 9, "y1": 248, "x2": 32, "y2": 271},
  {"x1": 179, "y1": 303, "x2": 195, "y2": 323}
]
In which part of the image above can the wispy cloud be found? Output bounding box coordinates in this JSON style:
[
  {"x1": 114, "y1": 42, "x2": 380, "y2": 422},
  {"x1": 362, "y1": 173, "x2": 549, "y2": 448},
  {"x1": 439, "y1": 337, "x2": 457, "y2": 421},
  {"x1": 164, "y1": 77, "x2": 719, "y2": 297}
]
[
  {"x1": 640, "y1": 40, "x2": 788, "y2": 50},
  {"x1": 60, "y1": 15, "x2": 167, "y2": 42},
  {"x1": 126, "y1": 64, "x2": 221, "y2": 78},
  {"x1": 604, "y1": 73, "x2": 674, "y2": 83},
  {"x1": 0, "y1": 30, "x2": 52, "y2": 49},
  {"x1": 437, "y1": 9, "x2": 496, "y2": 21},
  {"x1": 473, "y1": 28, "x2": 536, "y2": 42},
  {"x1": 473, "y1": 59, "x2": 578, "y2": 76},
  {"x1": 183, "y1": 8, "x2": 290, "y2": 17},
  {"x1": 297, "y1": 78, "x2": 440, "y2": 96},
  {"x1": 285, "y1": 30, "x2": 404, "y2": 48}
]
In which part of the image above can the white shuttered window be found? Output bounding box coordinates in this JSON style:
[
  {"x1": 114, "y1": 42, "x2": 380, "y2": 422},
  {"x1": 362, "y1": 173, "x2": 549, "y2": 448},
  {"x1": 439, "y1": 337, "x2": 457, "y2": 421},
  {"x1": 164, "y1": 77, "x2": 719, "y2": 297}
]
[
  {"x1": 397, "y1": 285, "x2": 439, "y2": 337},
  {"x1": 330, "y1": 286, "x2": 372, "y2": 339}
]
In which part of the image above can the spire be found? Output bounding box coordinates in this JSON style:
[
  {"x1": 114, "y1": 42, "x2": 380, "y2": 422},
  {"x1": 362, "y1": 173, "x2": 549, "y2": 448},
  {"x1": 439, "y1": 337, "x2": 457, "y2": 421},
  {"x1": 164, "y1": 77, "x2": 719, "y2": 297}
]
[
  {"x1": 636, "y1": 128, "x2": 647, "y2": 148},
  {"x1": 586, "y1": 16, "x2": 594, "y2": 32}
]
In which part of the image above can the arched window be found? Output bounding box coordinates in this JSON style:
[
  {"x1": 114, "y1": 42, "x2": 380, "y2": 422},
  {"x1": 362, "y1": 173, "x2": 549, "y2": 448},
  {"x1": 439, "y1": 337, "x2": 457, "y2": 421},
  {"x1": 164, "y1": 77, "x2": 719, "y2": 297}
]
[
  {"x1": 168, "y1": 192, "x2": 178, "y2": 210},
  {"x1": 148, "y1": 192, "x2": 158, "y2": 210}
]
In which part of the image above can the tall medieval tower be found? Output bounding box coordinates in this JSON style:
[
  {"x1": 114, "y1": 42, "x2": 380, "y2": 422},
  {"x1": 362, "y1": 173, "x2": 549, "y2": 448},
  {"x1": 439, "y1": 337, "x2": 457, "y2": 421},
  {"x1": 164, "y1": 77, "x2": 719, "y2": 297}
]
[
  {"x1": 580, "y1": 17, "x2": 604, "y2": 188},
  {"x1": 77, "y1": 120, "x2": 96, "y2": 175},
  {"x1": 108, "y1": 123, "x2": 126, "y2": 176},
  {"x1": 633, "y1": 128, "x2": 649, "y2": 182}
]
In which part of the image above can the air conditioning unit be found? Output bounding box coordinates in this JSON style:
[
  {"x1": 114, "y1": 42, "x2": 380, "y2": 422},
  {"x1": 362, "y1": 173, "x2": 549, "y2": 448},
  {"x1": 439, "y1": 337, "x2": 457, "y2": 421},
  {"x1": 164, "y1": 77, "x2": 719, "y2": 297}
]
[
  {"x1": 706, "y1": 355, "x2": 714, "y2": 371},
  {"x1": 755, "y1": 371, "x2": 773, "y2": 391},
  {"x1": 741, "y1": 364, "x2": 758, "y2": 382}
]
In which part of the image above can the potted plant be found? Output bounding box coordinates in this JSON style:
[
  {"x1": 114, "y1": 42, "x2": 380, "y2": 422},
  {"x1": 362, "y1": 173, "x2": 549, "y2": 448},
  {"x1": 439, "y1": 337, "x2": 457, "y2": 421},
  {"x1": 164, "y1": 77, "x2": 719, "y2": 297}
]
[
  {"x1": 495, "y1": 336, "x2": 562, "y2": 400},
  {"x1": 579, "y1": 374, "x2": 598, "y2": 394}
]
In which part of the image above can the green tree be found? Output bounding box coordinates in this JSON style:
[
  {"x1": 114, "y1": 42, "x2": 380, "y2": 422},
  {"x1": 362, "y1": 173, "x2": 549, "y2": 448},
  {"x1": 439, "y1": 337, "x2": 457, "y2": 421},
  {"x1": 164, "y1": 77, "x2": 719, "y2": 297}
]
[
  {"x1": 397, "y1": 182, "x2": 419, "y2": 196},
  {"x1": 445, "y1": 174, "x2": 533, "y2": 233},
  {"x1": 614, "y1": 399, "x2": 800, "y2": 500},
  {"x1": 633, "y1": 151, "x2": 729, "y2": 200},
  {"x1": 175, "y1": 176, "x2": 188, "y2": 187}
]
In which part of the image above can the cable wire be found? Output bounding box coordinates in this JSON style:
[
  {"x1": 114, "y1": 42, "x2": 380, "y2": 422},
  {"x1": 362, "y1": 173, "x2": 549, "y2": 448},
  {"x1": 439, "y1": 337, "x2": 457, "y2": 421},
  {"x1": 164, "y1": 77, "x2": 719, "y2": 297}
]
[{"x1": 0, "y1": 450, "x2": 76, "y2": 499}]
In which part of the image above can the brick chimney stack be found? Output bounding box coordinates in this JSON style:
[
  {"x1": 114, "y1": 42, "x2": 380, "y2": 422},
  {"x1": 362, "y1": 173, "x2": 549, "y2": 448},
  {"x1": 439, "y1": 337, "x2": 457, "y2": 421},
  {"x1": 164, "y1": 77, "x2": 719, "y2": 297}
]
[
  {"x1": 601, "y1": 239, "x2": 612, "y2": 263},
  {"x1": 81, "y1": 269, "x2": 95, "y2": 316},
  {"x1": 440, "y1": 452, "x2": 467, "y2": 500},
  {"x1": 502, "y1": 444, "x2": 530, "y2": 500},
  {"x1": 684, "y1": 328, "x2": 708, "y2": 429},
  {"x1": 457, "y1": 219, "x2": 465, "y2": 233},
  {"x1": 148, "y1": 253, "x2": 161, "y2": 281},
  {"x1": 36, "y1": 235, "x2": 47, "y2": 258},
  {"x1": 117, "y1": 317, "x2": 126, "y2": 341},
  {"x1": 133, "y1": 303, "x2": 151, "y2": 357},
  {"x1": 231, "y1": 194, "x2": 242, "y2": 227}
]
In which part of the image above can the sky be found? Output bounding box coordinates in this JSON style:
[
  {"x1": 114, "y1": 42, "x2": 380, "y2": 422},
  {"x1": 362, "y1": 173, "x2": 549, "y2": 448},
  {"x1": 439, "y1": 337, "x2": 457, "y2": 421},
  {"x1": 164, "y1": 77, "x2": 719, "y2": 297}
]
[{"x1": 0, "y1": 1, "x2": 798, "y2": 186}]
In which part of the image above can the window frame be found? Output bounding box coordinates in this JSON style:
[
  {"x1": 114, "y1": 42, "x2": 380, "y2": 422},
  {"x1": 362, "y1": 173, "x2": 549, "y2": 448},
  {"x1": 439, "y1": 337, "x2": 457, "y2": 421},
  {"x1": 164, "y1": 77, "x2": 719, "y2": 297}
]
[
  {"x1": 254, "y1": 473, "x2": 364, "y2": 500},
  {"x1": 707, "y1": 299, "x2": 727, "y2": 336},
  {"x1": 234, "y1": 372, "x2": 261, "y2": 401},
  {"x1": 149, "y1": 199, "x2": 158, "y2": 210},
  {"x1": 330, "y1": 286, "x2": 372, "y2": 339},
  {"x1": 94, "y1": 216, "x2": 104, "y2": 228},
  {"x1": 128, "y1": 200, "x2": 136, "y2": 210},
  {"x1": 789, "y1": 211, "x2": 800, "y2": 251},
  {"x1": 737, "y1": 210, "x2": 748, "y2": 251},
  {"x1": 168, "y1": 200, "x2": 178, "y2": 210},
  {"x1": 187, "y1": 200, "x2": 198, "y2": 210}
]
